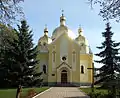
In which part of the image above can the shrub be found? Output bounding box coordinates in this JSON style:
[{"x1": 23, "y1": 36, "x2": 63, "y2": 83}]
[
  {"x1": 88, "y1": 91, "x2": 114, "y2": 98},
  {"x1": 22, "y1": 89, "x2": 37, "y2": 98}
]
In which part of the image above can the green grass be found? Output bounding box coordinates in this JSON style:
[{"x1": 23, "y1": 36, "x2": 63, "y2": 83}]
[
  {"x1": 80, "y1": 87, "x2": 108, "y2": 95},
  {"x1": 0, "y1": 87, "x2": 49, "y2": 98}
]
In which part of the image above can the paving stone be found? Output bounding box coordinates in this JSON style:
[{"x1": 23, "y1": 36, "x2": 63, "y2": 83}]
[{"x1": 34, "y1": 87, "x2": 90, "y2": 98}]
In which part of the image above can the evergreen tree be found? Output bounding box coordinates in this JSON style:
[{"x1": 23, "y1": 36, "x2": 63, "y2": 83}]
[
  {"x1": 4, "y1": 20, "x2": 42, "y2": 87},
  {"x1": 95, "y1": 23, "x2": 120, "y2": 87},
  {"x1": 0, "y1": 24, "x2": 17, "y2": 88}
]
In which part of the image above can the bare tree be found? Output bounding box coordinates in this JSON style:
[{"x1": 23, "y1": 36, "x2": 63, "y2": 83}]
[
  {"x1": 88, "y1": 0, "x2": 120, "y2": 22},
  {"x1": 0, "y1": 0, "x2": 24, "y2": 24}
]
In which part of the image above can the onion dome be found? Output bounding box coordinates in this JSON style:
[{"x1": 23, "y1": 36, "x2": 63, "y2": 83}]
[
  {"x1": 38, "y1": 26, "x2": 52, "y2": 46},
  {"x1": 75, "y1": 26, "x2": 88, "y2": 46}
]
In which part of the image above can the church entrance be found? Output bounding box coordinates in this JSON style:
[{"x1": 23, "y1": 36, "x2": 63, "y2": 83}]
[{"x1": 61, "y1": 70, "x2": 67, "y2": 83}]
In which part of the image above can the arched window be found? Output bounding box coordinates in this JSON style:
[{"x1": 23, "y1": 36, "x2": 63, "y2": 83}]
[
  {"x1": 39, "y1": 42, "x2": 42, "y2": 46},
  {"x1": 43, "y1": 42, "x2": 46, "y2": 46},
  {"x1": 52, "y1": 51, "x2": 56, "y2": 62},
  {"x1": 81, "y1": 65, "x2": 84, "y2": 74},
  {"x1": 43, "y1": 65, "x2": 46, "y2": 74},
  {"x1": 72, "y1": 51, "x2": 76, "y2": 63}
]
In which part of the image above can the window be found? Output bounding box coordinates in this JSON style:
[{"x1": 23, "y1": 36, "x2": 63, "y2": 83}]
[
  {"x1": 62, "y1": 56, "x2": 67, "y2": 61},
  {"x1": 43, "y1": 42, "x2": 46, "y2": 46},
  {"x1": 72, "y1": 51, "x2": 76, "y2": 63},
  {"x1": 39, "y1": 42, "x2": 42, "y2": 46},
  {"x1": 52, "y1": 51, "x2": 56, "y2": 62},
  {"x1": 52, "y1": 74, "x2": 55, "y2": 76},
  {"x1": 81, "y1": 65, "x2": 84, "y2": 74},
  {"x1": 43, "y1": 65, "x2": 46, "y2": 74}
]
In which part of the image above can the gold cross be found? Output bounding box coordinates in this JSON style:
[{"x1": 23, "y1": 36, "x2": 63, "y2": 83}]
[{"x1": 62, "y1": 10, "x2": 64, "y2": 16}]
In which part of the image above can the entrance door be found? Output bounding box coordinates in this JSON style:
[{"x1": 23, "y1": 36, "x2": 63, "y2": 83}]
[{"x1": 61, "y1": 70, "x2": 67, "y2": 83}]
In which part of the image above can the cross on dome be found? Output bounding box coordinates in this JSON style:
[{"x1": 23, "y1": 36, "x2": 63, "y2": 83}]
[
  {"x1": 60, "y1": 10, "x2": 66, "y2": 26},
  {"x1": 62, "y1": 10, "x2": 64, "y2": 16}
]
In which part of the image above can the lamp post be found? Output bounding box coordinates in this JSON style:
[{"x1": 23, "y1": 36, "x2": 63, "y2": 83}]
[{"x1": 87, "y1": 62, "x2": 94, "y2": 92}]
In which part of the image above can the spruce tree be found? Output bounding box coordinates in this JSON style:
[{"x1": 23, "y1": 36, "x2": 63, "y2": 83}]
[
  {"x1": 6, "y1": 20, "x2": 42, "y2": 87},
  {"x1": 95, "y1": 23, "x2": 120, "y2": 87},
  {"x1": 0, "y1": 24, "x2": 17, "y2": 88}
]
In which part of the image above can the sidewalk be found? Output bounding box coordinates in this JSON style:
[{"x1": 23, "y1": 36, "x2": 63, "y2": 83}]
[{"x1": 34, "y1": 87, "x2": 90, "y2": 98}]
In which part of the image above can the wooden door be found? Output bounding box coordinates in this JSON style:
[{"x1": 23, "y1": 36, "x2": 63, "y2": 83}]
[{"x1": 61, "y1": 70, "x2": 67, "y2": 83}]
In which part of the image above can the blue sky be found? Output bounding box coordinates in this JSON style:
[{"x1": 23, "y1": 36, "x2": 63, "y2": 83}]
[{"x1": 21, "y1": 0, "x2": 120, "y2": 68}]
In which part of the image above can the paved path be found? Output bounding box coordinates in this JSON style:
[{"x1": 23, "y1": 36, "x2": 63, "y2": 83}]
[{"x1": 34, "y1": 87, "x2": 90, "y2": 98}]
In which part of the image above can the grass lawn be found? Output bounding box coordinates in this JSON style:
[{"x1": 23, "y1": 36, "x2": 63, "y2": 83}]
[
  {"x1": 80, "y1": 87, "x2": 120, "y2": 98},
  {"x1": 80, "y1": 87, "x2": 108, "y2": 95},
  {"x1": 0, "y1": 87, "x2": 49, "y2": 98}
]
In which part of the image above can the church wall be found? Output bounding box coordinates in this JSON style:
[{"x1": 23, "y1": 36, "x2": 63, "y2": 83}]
[
  {"x1": 88, "y1": 54, "x2": 93, "y2": 83},
  {"x1": 48, "y1": 41, "x2": 61, "y2": 85},
  {"x1": 80, "y1": 60, "x2": 88, "y2": 82},
  {"x1": 71, "y1": 43, "x2": 80, "y2": 84},
  {"x1": 68, "y1": 38, "x2": 72, "y2": 67},
  {"x1": 60, "y1": 35, "x2": 68, "y2": 63},
  {"x1": 48, "y1": 47, "x2": 56, "y2": 84},
  {"x1": 80, "y1": 54, "x2": 93, "y2": 85},
  {"x1": 37, "y1": 53, "x2": 48, "y2": 83}
]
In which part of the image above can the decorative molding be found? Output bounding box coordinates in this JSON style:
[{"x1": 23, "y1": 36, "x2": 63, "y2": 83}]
[
  {"x1": 56, "y1": 62, "x2": 72, "y2": 69},
  {"x1": 72, "y1": 49, "x2": 76, "y2": 71}
]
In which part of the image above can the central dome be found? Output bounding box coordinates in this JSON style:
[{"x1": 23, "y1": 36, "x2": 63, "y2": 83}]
[
  {"x1": 51, "y1": 13, "x2": 75, "y2": 40},
  {"x1": 52, "y1": 25, "x2": 76, "y2": 40}
]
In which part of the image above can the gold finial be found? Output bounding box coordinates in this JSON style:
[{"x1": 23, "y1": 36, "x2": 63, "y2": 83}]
[
  {"x1": 60, "y1": 9, "x2": 66, "y2": 25},
  {"x1": 44, "y1": 24, "x2": 48, "y2": 36},
  {"x1": 78, "y1": 25, "x2": 83, "y2": 35}
]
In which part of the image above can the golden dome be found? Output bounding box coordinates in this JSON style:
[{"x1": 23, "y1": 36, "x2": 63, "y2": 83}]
[
  {"x1": 38, "y1": 26, "x2": 52, "y2": 45},
  {"x1": 75, "y1": 26, "x2": 88, "y2": 46},
  {"x1": 52, "y1": 25, "x2": 76, "y2": 40}
]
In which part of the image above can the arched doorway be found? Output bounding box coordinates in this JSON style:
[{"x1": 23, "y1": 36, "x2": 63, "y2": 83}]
[{"x1": 61, "y1": 70, "x2": 67, "y2": 83}]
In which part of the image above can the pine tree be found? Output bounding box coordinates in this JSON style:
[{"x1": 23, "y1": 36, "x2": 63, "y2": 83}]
[
  {"x1": 6, "y1": 20, "x2": 42, "y2": 87},
  {"x1": 95, "y1": 23, "x2": 120, "y2": 87},
  {"x1": 0, "y1": 24, "x2": 17, "y2": 88}
]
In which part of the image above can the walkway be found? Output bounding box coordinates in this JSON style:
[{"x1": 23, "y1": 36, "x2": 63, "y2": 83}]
[{"x1": 34, "y1": 87, "x2": 90, "y2": 98}]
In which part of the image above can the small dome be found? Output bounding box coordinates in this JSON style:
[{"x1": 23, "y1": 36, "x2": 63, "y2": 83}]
[
  {"x1": 75, "y1": 27, "x2": 88, "y2": 46},
  {"x1": 38, "y1": 26, "x2": 52, "y2": 45},
  {"x1": 75, "y1": 35, "x2": 88, "y2": 46},
  {"x1": 38, "y1": 35, "x2": 52, "y2": 45}
]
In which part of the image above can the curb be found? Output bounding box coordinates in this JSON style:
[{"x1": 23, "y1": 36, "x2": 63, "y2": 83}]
[{"x1": 33, "y1": 87, "x2": 53, "y2": 98}]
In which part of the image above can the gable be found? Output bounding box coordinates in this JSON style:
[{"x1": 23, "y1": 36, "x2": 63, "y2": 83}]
[{"x1": 48, "y1": 32, "x2": 80, "y2": 49}]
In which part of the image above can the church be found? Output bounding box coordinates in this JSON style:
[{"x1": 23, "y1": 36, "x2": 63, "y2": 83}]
[{"x1": 37, "y1": 12, "x2": 94, "y2": 86}]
